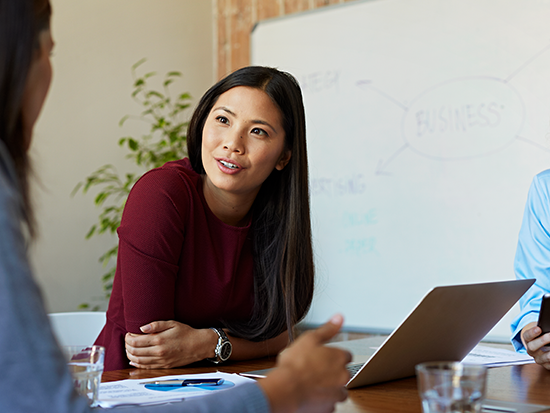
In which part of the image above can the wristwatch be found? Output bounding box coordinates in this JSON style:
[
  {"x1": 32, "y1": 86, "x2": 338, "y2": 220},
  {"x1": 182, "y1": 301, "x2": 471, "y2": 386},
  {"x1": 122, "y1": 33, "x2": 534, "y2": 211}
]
[{"x1": 208, "y1": 327, "x2": 232, "y2": 364}]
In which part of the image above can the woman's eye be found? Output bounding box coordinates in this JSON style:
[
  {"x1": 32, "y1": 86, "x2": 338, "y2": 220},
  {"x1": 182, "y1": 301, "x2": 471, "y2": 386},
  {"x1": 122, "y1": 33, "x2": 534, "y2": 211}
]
[
  {"x1": 216, "y1": 116, "x2": 229, "y2": 124},
  {"x1": 251, "y1": 127, "x2": 268, "y2": 137}
]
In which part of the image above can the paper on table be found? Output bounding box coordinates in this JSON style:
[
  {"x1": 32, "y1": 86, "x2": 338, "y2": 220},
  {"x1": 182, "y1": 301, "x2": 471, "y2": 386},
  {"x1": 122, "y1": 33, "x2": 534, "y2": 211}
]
[
  {"x1": 329, "y1": 337, "x2": 534, "y2": 368},
  {"x1": 462, "y1": 344, "x2": 534, "y2": 367},
  {"x1": 97, "y1": 372, "x2": 255, "y2": 408},
  {"x1": 482, "y1": 399, "x2": 550, "y2": 413}
]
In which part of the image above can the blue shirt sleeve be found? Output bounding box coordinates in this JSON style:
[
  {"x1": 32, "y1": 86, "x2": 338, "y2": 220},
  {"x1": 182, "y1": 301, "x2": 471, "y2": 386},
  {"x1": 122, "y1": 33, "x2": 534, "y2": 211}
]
[{"x1": 510, "y1": 171, "x2": 550, "y2": 352}]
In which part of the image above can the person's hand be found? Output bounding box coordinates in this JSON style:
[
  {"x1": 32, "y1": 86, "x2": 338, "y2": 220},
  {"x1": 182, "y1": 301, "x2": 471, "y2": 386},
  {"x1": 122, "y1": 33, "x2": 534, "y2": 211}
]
[
  {"x1": 259, "y1": 314, "x2": 352, "y2": 413},
  {"x1": 521, "y1": 322, "x2": 550, "y2": 369},
  {"x1": 125, "y1": 320, "x2": 215, "y2": 369}
]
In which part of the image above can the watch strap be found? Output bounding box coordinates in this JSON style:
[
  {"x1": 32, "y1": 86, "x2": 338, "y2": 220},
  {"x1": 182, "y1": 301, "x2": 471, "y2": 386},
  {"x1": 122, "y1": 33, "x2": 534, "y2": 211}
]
[{"x1": 208, "y1": 327, "x2": 232, "y2": 364}]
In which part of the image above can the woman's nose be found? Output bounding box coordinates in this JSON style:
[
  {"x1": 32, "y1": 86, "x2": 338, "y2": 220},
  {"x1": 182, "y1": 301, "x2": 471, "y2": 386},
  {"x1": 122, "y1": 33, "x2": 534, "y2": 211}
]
[{"x1": 223, "y1": 131, "x2": 244, "y2": 153}]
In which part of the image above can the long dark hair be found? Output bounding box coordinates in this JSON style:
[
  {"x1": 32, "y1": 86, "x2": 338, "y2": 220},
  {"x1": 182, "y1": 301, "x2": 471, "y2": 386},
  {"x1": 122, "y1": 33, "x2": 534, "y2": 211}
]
[
  {"x1": 188, "y1": 66, "x2": 314, "y2": 341},
  {"x1": 0, "y1": 0, "x2": 50, "y2": 237}
]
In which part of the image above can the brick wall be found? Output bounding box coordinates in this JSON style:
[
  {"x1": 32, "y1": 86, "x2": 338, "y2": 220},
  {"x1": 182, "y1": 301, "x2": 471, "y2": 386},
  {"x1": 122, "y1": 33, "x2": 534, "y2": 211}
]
[{"x1": 215, "y1": 0, "x2": 358, "y2": 79}]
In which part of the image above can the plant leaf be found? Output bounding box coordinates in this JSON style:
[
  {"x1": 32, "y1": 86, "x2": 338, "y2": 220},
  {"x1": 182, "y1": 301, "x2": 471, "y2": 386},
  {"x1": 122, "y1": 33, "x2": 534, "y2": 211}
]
[
  {"x1": 132, "y1": 58, "x2": 147, "y2": 70},
  {"x1": 119, "y1": 115, "x2": 130, "y2": 127},
  {"x1": 75, "y1": 59, "x2": 192, "y2": 308}
]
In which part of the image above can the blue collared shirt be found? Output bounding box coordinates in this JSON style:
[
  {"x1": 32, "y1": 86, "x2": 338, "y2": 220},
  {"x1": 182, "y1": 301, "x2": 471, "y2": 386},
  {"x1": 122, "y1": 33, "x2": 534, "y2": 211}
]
[{"x1": 510, "y1": 170, "x2": 550, "y2": 352}]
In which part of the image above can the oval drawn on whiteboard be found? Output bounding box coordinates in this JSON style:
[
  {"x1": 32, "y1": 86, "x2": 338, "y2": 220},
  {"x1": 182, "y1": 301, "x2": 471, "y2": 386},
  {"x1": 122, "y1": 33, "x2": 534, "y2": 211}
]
[{"x1": 401, "y1": 77, "x2": 525, "y2": 160}]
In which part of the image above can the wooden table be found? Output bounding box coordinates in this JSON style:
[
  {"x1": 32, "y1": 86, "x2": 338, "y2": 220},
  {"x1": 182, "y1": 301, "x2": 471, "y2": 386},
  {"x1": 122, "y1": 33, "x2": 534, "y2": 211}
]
[{"x1": 102, "y1": 357, "x2": 550, "y2": 412}]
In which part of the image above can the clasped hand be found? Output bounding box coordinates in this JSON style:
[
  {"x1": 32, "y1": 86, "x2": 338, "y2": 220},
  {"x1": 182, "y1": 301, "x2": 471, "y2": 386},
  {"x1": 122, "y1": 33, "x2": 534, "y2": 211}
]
[{"x1": 125, "y1": 320, "x2": 212, "y2": 369}]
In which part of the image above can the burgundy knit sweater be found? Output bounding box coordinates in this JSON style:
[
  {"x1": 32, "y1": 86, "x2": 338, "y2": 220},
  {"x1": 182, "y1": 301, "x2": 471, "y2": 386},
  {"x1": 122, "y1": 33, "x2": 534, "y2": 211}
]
[{"x1": 95, "y1": 158, "x2": 255, "y2": 371}]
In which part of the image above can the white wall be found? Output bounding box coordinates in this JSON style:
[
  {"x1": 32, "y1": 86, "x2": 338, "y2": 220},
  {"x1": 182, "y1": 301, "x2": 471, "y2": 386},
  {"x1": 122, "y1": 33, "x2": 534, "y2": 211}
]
[{"x1": 30, "y1": 0, "x2": 214, "y2": 312}]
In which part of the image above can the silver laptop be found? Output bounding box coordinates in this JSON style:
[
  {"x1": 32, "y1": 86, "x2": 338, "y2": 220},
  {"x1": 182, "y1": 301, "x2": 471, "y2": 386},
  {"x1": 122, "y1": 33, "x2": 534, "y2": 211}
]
[
  {"x1": 342, "y1": 279, "x2": 534, "y2": 388},
  {"x1": 242, "y1": 279, "x2": 534, "y2": 389}
]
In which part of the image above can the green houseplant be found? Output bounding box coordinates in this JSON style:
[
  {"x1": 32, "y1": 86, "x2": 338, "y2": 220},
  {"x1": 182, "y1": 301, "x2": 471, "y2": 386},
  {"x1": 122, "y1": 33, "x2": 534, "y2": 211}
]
[{"x1": 73, "y1": 59, "x2": 192, "y2": 309}]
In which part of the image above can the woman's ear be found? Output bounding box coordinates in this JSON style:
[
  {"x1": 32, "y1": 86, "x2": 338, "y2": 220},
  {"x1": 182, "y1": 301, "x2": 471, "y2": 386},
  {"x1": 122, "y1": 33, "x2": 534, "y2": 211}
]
[{"x1": 275, "y1": 150, "x2": 292, "y2": 171}]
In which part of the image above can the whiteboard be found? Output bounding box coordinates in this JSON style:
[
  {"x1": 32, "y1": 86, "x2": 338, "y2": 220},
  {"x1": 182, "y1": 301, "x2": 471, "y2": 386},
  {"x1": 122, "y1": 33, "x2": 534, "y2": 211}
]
[{"x1": 252, "y1": 0, "x2": 550, "y2": 341}]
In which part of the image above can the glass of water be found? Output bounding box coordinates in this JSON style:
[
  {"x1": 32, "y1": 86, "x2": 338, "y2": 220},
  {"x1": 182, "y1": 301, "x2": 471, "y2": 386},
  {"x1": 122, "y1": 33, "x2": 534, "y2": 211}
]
[
  {"x1": 415, "y1": 362, "x2": 487, "y2": 413},
  {"x1": 63, "y1": 345, "x2": 105, "y2": 407}
]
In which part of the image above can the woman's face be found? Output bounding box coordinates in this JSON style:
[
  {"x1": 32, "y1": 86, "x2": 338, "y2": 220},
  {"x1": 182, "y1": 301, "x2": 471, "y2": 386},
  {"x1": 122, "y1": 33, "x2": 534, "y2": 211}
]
[
  {"x1": 21, "y1": 28, "x2": 54, "y2": 149},
  {"x1": 201, "y1": 86, "x2": 291, "y2": 201}
]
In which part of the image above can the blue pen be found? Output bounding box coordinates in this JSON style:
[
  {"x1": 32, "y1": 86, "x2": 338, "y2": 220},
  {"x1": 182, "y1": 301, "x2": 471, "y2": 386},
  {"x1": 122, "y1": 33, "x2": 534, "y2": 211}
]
[{"x1": 141, "y1": 378, "x2": 225, "y2": 387}]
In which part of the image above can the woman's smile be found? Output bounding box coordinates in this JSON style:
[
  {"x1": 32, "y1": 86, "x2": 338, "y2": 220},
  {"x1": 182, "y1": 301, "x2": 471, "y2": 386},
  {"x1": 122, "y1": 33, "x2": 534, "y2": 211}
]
[{"x1": 217, "y1": 157, "x2": 244, "y2": 173}]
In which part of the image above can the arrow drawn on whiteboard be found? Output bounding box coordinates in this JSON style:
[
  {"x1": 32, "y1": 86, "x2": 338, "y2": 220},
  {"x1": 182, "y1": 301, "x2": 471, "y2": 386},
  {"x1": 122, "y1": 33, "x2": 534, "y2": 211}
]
[
  {"x1": 355, "y1": 80, "x2": 411, "y2": 175},
  {"x1": 375, "y1": 143, "x2": 409, "y2": 176},
  {"x1": 516, "y1": 136, "x2": 550, "y2": 153},
  {"x1": 356, "y1": 80, "x2": 408, "y2": 111},
  {"x1": 505, "y1": 43, "x2": 550, "y2": 83}
]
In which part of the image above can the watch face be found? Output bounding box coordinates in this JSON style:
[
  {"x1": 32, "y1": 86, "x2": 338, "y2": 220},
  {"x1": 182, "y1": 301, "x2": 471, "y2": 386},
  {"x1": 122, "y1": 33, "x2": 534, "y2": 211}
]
[{"x1": 220, "y1": 342, "x2": 232, "y2": 360}]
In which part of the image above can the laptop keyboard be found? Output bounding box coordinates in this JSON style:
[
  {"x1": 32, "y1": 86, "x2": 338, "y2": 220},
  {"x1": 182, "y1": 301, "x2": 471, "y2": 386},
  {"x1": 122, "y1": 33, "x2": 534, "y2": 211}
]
[{"x1": 347, "y1": 362, "x2": 365, "y2": 376}]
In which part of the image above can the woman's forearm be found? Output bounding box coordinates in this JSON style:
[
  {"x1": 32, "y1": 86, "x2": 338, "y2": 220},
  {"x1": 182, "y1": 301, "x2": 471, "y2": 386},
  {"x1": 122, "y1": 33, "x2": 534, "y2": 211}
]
[
  {"x1": 226, "y1": 330, "x2": 289, "y2": 361},
  {"x1": 126, "y1": 322, "x2": 289, "y2": 369}
]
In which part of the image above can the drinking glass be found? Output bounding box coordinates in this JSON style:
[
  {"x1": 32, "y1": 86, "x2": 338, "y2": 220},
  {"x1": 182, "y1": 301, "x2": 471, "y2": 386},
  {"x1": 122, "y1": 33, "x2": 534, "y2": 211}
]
[
  {"x1": 416, "y1": 362, "x2": 487, "y2": 413},
  {"x1": 63, "y1": 345, "x2": 105, "y2": 407}
]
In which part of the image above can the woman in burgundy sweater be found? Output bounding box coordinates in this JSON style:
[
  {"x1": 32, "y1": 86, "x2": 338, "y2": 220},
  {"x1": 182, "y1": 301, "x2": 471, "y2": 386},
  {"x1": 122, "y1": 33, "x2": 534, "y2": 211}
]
[{"x1": 95, "y1": 66, "x2": 315, "y2": 371}]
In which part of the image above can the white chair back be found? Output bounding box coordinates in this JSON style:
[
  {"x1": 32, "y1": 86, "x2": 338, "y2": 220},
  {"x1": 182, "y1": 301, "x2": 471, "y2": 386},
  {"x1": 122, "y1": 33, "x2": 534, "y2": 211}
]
[{"x1": 48, "y1": 312, "x2": 106, "y2": 347}]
